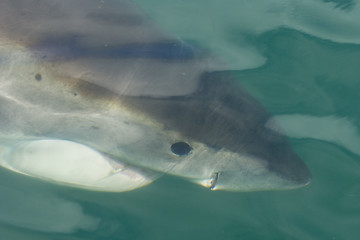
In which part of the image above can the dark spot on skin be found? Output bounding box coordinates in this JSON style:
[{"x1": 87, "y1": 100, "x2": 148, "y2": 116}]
[
  {"x1": 171, "y1": 142, "x2": 192, "y2": 156},
  {"x1": 35, "y1": 73, "x2": 42, "y2": 81},
  {"x1": 91, "y1": 126, "x2": 99, "y2": 130},
  {"x1": 73, "y1": 93, "x2": 78, "y2": 96}
]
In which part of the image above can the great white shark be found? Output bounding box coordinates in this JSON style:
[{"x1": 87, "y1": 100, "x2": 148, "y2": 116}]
[{"x1": 0, "y1": 0, "x2": 311, "y2": 192}]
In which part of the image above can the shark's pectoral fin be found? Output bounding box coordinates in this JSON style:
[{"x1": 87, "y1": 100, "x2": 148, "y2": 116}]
[{"x1": 0, "y1": 139, "x2": 158, "y2": 192}]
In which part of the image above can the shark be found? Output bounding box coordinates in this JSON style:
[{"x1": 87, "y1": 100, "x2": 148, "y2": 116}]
[{"x1": 0, "y1": 0, "x2": 311, "y2": 192}]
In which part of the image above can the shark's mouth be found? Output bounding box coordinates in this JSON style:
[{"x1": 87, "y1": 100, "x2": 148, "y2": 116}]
[{"x1": 209, "y1": 172, "x2": 219, "y2": 190}]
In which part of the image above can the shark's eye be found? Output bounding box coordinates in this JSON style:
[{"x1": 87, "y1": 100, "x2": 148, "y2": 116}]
[{"x1": 171, "y1": 142, "x2": 192, "y2": 156}]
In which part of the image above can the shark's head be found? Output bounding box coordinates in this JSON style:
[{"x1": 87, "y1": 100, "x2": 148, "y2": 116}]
[{"x1": 112, "y1": 72, "x2": 312, "y2": 191}]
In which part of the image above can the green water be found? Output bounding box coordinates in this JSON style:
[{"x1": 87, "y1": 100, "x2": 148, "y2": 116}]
[{"x1": 1, "y1": 0, "x2": 360, "y2": 239}]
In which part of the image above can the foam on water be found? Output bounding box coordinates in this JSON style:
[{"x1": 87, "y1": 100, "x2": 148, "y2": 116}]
[
  {"x1": 136, "y1": 0, "x2": 360, "y2": 69},
  {"x1": 0, "y1": 185, "x2": 100, "y2": 233},
  {"x1": 268, "y1": 114, "x2": 360, "y2": 155}
]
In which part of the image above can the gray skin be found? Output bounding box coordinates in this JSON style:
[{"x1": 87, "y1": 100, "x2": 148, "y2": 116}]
[{"x1": 0, "y1": 0, "x2": 311, "y2": 191}]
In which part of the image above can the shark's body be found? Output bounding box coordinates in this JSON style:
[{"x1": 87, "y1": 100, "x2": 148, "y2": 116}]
[{"x1": 0, "y1": 0, "x2": 311, "y2": 191}]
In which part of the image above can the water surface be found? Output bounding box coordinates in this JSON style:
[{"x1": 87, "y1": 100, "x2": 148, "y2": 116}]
[{"x1": 1, "y1": 0, "x2": 360, "y2": 239}]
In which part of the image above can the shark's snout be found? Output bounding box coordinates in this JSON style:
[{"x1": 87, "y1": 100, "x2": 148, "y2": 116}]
[
  {"x1": 206, "y1": 129, "x2": 312, "y2": 191},
  {"x1": 191, "y1": 129, "x2": 311, "y2": 192},
  {"x1": 202, "y1": 147, "x2": 311, "y2": 192}
]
